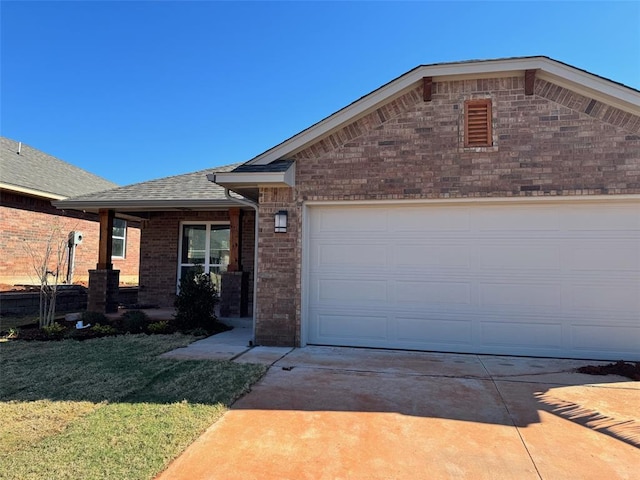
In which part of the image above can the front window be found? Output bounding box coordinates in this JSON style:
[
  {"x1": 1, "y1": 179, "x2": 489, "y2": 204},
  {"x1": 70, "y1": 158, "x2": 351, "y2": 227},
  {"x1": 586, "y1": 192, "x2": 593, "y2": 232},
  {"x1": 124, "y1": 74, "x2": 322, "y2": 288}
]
[
  {"x1": 178, "y1": 222, "x2": 230, "y2": 292},
  {"x1": 112, "y1": 218, "x2": 127, "y2": 259}
]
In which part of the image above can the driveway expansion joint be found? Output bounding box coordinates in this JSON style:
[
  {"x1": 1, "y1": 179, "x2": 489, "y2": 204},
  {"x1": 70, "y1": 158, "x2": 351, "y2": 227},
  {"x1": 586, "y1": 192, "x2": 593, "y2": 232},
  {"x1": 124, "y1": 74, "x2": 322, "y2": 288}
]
[{"x1": 478, "y1": 355, "x2": 545, "y2": 480}]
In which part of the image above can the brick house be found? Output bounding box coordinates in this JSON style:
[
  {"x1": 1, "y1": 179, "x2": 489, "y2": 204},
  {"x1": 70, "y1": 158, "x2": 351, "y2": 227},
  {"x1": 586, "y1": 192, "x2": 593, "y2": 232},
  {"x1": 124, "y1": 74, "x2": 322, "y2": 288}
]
[
  {"x1": 0, "y1": 137, "x2": 140, "y2": 287},
  {"x1": 56, "y1": 57, "x2": 640, "y2": 360}
]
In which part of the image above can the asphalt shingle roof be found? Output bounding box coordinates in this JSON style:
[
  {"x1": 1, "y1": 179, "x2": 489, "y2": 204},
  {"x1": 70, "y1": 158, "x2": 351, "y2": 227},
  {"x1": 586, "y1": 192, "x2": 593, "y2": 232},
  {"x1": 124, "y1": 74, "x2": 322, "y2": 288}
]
[
  {"x1": 0, "y1": 137, "x2": 118, "y2": 198},
  {"x1": 59, "y1": 163, "x2": 239, "y2": 204}
]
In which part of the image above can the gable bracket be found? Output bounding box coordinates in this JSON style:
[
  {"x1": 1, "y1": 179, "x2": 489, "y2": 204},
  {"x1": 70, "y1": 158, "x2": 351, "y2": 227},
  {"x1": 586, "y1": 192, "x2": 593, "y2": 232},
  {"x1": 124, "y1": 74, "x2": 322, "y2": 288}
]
[
  {"x1": 423, "y1": 77, "x2": 433, "y2": 102},
  {"x1": 525, "y1": 69, "x2": 537, "y2": 95}
]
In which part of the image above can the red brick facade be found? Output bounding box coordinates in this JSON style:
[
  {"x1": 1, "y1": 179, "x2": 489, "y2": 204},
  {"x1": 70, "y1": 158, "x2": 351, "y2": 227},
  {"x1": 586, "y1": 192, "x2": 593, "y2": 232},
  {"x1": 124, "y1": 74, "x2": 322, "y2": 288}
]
[
  {"x1": 137, "y1": 209, "x2": 255, "y2": 311},
  {"x1": 253, "y1": 75, "x2": 640, "y2": 345},
  {"x1": 0, "y1": 191, "x2": 140, "y2": 286}
]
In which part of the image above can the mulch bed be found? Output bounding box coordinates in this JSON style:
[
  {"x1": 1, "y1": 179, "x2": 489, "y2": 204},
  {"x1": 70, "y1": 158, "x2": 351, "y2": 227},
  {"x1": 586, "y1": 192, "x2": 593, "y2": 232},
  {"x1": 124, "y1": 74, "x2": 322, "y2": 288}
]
[
  {"x1": 577, "y1": 361, "x2": 640, "y2": 381},
  {"x1": 1, "y1": 317, "x2": 231, "y2": 342}
]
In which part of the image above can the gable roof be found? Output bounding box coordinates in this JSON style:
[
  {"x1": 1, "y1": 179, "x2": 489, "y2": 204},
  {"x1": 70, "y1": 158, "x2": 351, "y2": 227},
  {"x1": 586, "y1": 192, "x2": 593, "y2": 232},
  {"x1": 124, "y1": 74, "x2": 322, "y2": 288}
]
[
  {"x1": 240, "y1": 56, "x2": 640, "y2": 168},
  {"x1": 0, "y1": 137, "x2": 118, "y2": 199},
  {"x1": 54, "y1": 163, "x2": 241, "y2": 215}
]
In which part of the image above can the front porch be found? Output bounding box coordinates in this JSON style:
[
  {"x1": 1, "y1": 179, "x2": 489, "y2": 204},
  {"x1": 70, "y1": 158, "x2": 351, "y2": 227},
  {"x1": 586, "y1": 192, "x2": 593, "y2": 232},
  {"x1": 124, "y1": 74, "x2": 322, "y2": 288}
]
[{"x1": 86, "y1": 207, "x2": 255, "y2": 318}]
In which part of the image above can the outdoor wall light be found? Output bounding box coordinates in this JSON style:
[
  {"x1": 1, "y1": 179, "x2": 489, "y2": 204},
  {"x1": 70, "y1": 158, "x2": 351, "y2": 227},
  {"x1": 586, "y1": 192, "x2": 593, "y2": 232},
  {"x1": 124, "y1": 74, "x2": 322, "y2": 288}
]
[{"x1": 274, "y1": 210, "x2": 288, "y2": 233}]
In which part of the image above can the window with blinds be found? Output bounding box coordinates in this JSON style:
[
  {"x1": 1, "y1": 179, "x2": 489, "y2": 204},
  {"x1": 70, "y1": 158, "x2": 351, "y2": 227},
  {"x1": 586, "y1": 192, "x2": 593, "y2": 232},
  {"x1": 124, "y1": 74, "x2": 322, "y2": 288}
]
[{"x1": 464, "y1": 99, "x2": 492, "y2": 147}]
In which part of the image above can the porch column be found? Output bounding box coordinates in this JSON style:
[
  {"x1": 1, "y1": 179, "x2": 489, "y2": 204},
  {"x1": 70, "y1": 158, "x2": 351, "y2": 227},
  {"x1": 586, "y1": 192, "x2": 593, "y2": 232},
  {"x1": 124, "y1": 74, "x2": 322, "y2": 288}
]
[
  {"x1": 227, "y1": 207, "x2": 241, "y2": 272},
  {"x1": 88, "y1": 209, "x2": 120, "y2": 313},
  {"x1": 97, "y1": 209, "x2": 114, "y2": 270},
  {"x1": 220, "y1": 207, "x2": 249, "y2": 317}
]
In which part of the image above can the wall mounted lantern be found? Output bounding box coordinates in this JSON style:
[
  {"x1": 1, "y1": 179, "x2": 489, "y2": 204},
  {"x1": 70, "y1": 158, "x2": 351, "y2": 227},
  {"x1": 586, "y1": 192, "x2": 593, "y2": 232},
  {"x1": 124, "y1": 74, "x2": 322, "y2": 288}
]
[{"x1": 274, "y1": 210, "x2": 288, "y2": 233}]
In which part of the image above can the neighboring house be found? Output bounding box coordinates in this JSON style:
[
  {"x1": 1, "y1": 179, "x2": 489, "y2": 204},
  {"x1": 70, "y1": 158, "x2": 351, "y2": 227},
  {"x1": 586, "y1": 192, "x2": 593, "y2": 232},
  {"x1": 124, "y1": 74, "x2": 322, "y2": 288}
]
[
  {"x1": 55, "y1": 57, "x2": 640, "y2": 361},
  {"x1": 0, "y1": 137, "x2": 140, "y2": 286}
]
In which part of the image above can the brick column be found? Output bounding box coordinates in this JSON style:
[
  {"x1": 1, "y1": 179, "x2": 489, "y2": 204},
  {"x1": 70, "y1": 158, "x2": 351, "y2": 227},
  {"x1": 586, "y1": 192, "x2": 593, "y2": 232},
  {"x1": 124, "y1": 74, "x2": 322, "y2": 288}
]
[
  {"x1": 220, "y1": 271, "x2": 249, "y2": 317},
  {"x1": 88, "y1": 269, "x2": 120, "y2": 313}
]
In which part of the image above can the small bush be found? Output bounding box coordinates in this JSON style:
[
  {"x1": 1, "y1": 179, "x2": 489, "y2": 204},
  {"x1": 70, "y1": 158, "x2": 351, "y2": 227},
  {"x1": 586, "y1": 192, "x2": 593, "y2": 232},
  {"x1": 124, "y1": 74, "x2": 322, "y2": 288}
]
[
  {"x1": 189, "y1": 327, "x2": 209, "y2": 337},
  {"x1": 147, "y1": 321, "x2": 171, "y2": 334},
  {"x1": 42, "y1": 322, "x2": 66, "y2": 338},
  {"x1": 6, "y1": 327, "x2": 20, "y2": 339},
  {"x1": 81, "y1": 311, "x2": 109, "y2": 326},
  {"x1": 91, "y1": 324, "x2": 118, "y2": 336},
  {"x1": 174, "y1": 266, "x2": 219, "y2": 331},
  {"x1": 119, "y1": 310, "x2": 149, "y2": 333}
]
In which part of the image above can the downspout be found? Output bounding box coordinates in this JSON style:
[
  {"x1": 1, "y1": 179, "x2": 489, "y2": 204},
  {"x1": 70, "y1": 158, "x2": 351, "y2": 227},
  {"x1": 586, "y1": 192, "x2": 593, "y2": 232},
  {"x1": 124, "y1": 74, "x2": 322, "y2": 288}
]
[{"x1": 206, "y1": 175, "x2": 259, "y2": 346}]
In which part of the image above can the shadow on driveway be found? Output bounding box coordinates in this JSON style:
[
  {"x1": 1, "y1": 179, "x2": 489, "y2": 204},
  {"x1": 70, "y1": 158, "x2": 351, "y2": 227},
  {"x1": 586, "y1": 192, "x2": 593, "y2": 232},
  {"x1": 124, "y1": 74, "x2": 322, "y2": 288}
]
[{"x1": 157, "y1": 346, "x2": 640, "y2": 480}]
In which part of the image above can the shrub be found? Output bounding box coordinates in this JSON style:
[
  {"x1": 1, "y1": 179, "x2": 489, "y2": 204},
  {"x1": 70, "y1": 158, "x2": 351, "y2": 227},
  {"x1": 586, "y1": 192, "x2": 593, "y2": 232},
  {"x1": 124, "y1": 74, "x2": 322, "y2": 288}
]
[
  {"x1": 81, "y1": 311, "x2": 109, "y2": 326},
  {"x1": 147, "y1": 321, "x2": 171, "y2": 334},
  {"x1": 42, "y1": 322, "x2": 66, "y2": 338},
  {"x1": 189, "y1": 327, "x2": 209, "y2": 337},
  {"x1": 7, "y1": 327, "x2": 20, "y2": 339},
  {"x1": 174, "y1": 266, "x2": 219, "y2": 331},
  {"x1": 119, "y1": 310, "x2": 149, "y2": 333},
  {"x1": 91, "y1": 324, "x2": 118, "y2": 336}
]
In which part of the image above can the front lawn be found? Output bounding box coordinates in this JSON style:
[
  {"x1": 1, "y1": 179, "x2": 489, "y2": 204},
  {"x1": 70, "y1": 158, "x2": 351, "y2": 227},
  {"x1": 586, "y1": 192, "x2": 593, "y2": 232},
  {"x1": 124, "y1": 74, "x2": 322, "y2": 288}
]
[{"x1": 0, "y1": 335, "x2": 267, "y2": 480}]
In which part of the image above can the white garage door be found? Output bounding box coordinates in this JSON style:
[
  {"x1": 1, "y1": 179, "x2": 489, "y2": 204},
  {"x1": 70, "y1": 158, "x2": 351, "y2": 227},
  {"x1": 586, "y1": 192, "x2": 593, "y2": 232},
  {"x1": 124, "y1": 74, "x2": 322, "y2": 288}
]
[{"x1": 305, "y1": 201, "x2": 640, "y2": 360}]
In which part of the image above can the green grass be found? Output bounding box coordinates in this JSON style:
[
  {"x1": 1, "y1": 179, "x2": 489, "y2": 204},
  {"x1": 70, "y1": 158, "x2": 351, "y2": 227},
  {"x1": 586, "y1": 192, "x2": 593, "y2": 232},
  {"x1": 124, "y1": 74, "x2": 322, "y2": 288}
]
[{"x1": 0, "y1": 335, "x2": 267, "y2": 480}]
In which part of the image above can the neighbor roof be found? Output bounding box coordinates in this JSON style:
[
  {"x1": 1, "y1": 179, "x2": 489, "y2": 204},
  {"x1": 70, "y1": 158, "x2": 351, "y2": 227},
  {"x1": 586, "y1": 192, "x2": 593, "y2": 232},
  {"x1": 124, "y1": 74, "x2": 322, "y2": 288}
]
[
  {"x1": 0, "y1": 137, "x2": 118, "y2": 199},
  {"x1": 54, "y1": 163, "x2": 241, "y2": 214}
]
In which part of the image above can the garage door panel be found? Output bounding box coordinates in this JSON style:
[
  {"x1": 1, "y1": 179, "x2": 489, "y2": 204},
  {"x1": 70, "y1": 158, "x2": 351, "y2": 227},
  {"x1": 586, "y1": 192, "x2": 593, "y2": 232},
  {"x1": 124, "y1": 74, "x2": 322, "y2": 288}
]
[
  {"x1": 476, "y1": 208, "x2": 561, "y2": 231},
  {"x1": 480, "y1": 322, "x2": 563, "y2": 349},
  {"x1": 395, "y1": 244, "x2": 471, "y2": 268},
  {"x1": 564, "y1": 205, "x2": 640, "y2": 231},
  {"x1": 479, "y1": 245, "x2": 561, "y2": 269},
  {"x1": 479, "y1": 283, "x2": 562, "y2": 308},
  {"x1": 305, "y1": 202, "x2": 640, "y2": 360},
  {"x1": 316, "y1": 243, "x2": 388, "y2": 268},
  {"x1": 395, "y1": 281, "x2": 472, "y2": 305},
  {"x1": 570, "y1": 284, "x2": 640, "y2": 312},
  {"x1": 396, "y1": 317, "x2": 473, "y2": 345},
  {"x1": 316, "y1": 278, "x2": 388, "y2": 302},
  {"x1": 313, "y1": 207, "x2": 387, "y2": 232},
  {"x1": 569, "y1": 243, "x2": 639, "y2": 271},
  {"x1": 316, "y1": 313, "x2": 388, "y2": 341},
  {"x1": 390, "y1": 207, "x2": 471, "y2": 231},
  {"x1": 571, "y1": 325, "x2": 640, "y2": 353}
]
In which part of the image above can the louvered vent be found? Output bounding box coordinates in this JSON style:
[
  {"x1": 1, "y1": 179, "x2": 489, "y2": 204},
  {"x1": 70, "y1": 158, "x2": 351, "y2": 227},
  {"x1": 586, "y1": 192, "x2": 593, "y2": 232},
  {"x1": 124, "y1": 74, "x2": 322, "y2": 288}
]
[{"x1": 465, "y1": 99, "x2": 492, "y2": 147}]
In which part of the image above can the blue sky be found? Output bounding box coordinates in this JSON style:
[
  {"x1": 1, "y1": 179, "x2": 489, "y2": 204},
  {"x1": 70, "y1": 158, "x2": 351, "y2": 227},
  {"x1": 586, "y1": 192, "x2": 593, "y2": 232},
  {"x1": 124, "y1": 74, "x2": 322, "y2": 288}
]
[{"x1": 2, "y1": 1, "x2": 639, "y2": 186}]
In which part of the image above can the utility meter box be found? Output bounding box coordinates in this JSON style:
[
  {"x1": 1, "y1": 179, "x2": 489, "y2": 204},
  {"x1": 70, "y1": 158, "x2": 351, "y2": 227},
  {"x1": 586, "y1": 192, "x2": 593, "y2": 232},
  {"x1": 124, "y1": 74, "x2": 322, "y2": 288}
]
[{"x1": 69, "y1": 231, "x2": 83, "y2": 245}]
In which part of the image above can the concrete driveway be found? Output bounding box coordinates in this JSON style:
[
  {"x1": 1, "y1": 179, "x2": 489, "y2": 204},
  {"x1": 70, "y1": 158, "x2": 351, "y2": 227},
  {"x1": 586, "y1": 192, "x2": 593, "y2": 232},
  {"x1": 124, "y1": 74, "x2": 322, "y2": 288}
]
[{"x1": 157, "y1": 346, "x2": 640, "y2": 480}]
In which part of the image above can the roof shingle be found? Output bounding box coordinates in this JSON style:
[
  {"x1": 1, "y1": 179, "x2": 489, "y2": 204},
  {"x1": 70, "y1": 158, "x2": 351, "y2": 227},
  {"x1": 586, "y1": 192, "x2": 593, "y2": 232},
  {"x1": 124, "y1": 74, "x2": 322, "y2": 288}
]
[{"x1": 0, "y1": 137, "x2": 118, "y2": 198}]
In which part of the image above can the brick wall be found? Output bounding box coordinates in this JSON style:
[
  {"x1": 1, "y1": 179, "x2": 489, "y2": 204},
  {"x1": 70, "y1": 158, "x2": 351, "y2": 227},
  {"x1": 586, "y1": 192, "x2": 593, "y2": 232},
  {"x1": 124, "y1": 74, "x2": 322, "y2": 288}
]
[
  {"x1": 253, "y1": 75, "x2": 640, "y2": 346},
  {"x1": 255, "y1": 188, "x2": 299, "y2": 345},
  {"x1": 0, "y1": 191, "x2": 140, "y2": 286},
  {"x1": 137, "y1": 209, "x2": 255, "y2": 311}
]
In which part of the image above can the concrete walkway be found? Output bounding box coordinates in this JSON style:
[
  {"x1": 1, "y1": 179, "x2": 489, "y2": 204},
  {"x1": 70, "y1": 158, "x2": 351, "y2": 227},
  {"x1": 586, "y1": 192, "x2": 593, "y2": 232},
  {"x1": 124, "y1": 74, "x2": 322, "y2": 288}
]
[
  {"x1": 157, "y1": 344, "x2": 640, "y2": 480},
  {"x1": 160, "y1": 317, "x2": 293, "y2": 364}
]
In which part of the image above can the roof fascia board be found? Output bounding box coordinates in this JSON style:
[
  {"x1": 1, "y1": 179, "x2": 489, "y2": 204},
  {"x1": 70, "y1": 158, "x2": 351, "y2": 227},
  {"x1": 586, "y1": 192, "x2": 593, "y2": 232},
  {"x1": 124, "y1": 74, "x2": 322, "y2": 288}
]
[
  {"x1": 0, "y1": 182, "x2": 66, "y2": 200},
  {"x1": 210, "y1": 165, "x2": 295, "y2": 188},
  {"x1": 247, "y1": 57, "x2": 639, "y2": 166}
]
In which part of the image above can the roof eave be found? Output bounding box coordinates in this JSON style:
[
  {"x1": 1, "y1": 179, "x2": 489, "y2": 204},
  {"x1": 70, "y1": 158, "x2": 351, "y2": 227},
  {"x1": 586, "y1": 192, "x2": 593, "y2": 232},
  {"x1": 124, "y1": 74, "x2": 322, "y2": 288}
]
[
  {"x1": 208, "y1": 165, "x2": 296, "y2": 189},
  {"x1": 53, "y1": 198, "x2": 243, "y2": 213},
  {"x1": 1, "y1": 182, "x2": 66, "y2": 201}
]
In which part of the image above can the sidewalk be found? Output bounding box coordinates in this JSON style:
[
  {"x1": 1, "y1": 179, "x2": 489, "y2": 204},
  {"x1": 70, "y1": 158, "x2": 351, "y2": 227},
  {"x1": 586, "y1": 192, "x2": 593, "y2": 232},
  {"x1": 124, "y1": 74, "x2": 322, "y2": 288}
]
[{"x1": 160, "y1": 317, "x2": 293, "y2": 365}]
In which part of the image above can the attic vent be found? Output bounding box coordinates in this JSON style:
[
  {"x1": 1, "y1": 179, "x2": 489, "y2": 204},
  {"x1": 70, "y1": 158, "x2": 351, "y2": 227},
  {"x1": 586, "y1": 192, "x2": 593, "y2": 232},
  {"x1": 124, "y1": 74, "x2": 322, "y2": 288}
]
[{"x1": 464, "y1": 99, "x2": 492, "y2": 147}]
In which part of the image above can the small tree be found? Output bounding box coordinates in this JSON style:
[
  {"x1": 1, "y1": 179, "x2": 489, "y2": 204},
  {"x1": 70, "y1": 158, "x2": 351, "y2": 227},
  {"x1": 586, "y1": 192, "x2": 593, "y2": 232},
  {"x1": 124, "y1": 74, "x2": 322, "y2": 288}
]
[
  {"x1": 23, "y1": 223, "x2": 70, "y2": 328},
  {"x1": 174, "y1": 266, "x2": 219, "y2": 331}
]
